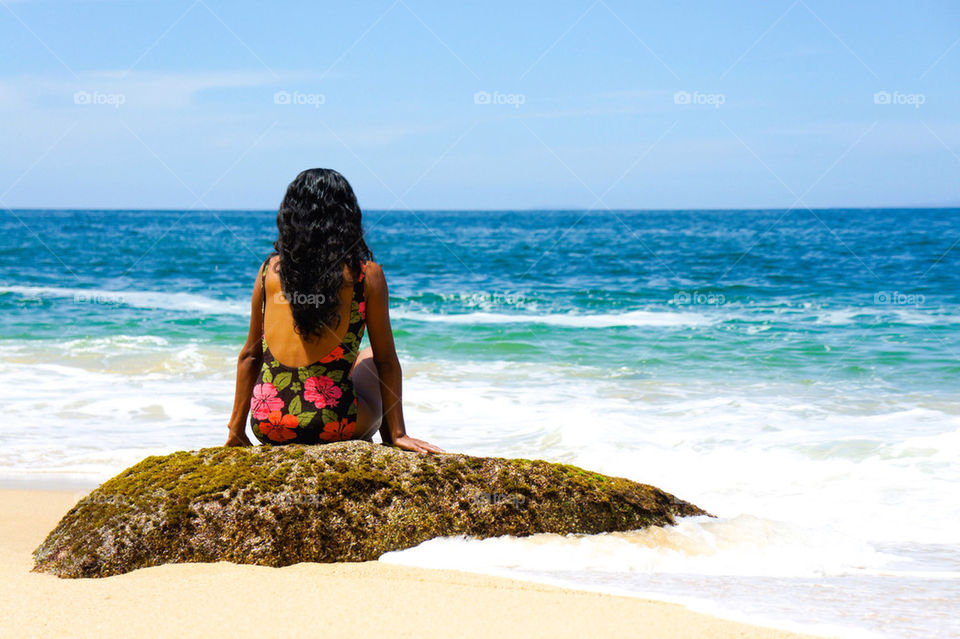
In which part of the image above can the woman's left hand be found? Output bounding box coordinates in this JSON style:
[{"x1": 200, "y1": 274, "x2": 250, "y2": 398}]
[
  {"x1": 391, "y1": 435, "x2": 445, "y2": 454},
  {"x1": 225, "y1": 430, "x2": 253, "y2": 447}
]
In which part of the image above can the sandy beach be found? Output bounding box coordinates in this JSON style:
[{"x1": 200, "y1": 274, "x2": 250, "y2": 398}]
[{"x1": 0, "y1": 487, "x2": 825, "y2": 639}]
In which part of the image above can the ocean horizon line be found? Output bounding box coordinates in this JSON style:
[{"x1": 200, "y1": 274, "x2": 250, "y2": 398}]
[{"x1": 5, "y1": 205, "x2": 960, "y2": 214}]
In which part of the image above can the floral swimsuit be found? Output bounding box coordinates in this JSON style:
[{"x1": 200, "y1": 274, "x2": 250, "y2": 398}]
[{"x1": 250, "y1": 258, "x2": 367, "y2": 445}]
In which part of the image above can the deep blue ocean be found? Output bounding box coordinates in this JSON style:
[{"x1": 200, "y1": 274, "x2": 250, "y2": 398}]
[{"x1": 2, "y1": 209, "x2": 958, "y2": 637}]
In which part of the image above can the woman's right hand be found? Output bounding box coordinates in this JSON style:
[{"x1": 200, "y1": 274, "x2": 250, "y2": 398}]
[
  {"x1": 225, "y1": 430, "x2": 253, "y2": 447},
  {"x1": 391, "y1": 435, "x2": 445, "y2": 454}
]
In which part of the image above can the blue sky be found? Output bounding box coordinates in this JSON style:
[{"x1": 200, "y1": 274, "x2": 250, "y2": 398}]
[{"x1": 1, "y1": 0, "x2": 958, "y2": 209}]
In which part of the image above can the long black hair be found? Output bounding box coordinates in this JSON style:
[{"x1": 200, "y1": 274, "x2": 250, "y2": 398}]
[{"x1": 272, "y1": 168, "x2": 373, "y2": 339}]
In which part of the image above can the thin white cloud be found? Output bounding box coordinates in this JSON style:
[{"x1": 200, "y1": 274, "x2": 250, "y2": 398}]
[{"x1": 0, "y1": 69, "x2": 325, "y2": 109}]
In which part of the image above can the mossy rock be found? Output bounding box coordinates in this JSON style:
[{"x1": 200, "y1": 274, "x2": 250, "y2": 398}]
[{"x1": 33, "y1": 441, "x2": 709, "y2": 578}]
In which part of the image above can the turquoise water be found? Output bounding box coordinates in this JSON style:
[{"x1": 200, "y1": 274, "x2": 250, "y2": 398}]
[{"x1": 2, "y1": 209, "x2": 959, "y2": 637}]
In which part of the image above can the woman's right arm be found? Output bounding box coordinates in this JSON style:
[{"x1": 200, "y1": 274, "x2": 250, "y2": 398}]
[
  {"x1": 364, "y1": 262, "x2": 444, "y2": 454},
  {"x1": 224, "y1": 262, "x2": 266, "y2": 447}
]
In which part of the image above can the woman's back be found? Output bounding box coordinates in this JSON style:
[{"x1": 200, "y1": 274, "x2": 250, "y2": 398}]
[{"x1": 262, "y1": 256, "x2": 362, "y2": 366}]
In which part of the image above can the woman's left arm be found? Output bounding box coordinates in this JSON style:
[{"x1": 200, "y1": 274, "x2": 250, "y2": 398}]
[{"x1": 225, "y1": 262, "x2": 266, "y2": 447}]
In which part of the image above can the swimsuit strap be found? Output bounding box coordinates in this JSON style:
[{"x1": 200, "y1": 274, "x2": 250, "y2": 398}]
[
  {"x1": 352, "y1": 260, "x2": 367, "y2": 314},
  {"x1": 260, "y1": 256, "x2": 271, "y2": 334},
  {"x1": 355, "y1": 260, "x2": 367, "y2": 292}
]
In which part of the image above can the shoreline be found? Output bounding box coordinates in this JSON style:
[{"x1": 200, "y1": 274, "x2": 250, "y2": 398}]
[
  {"x1": 0, "y1": 476, "x2": 101, "y2": 492},
  {"x1": 0, "y1": 486, "x2": 828, "y2": 639}
]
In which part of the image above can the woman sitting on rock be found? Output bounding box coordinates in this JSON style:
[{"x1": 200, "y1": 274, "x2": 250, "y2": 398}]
[{"x1": 224, "y1": 168, "x2": 443, "y2": 453}]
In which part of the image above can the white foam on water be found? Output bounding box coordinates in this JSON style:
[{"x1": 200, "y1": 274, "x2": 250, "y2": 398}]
[
  {"x1": 382, "y1": 515, "x2": 897, "y2": 578},
  {"x1": 801, "y1": 306, "x2": 960, "y2": 327},
  {"x1": 391, "y1": 309, "x2": 715, "y2": 327},
  {"x1": 392, "y1": 305, "x2": 960, "y2": 329},
  {"x1": 0, "y1": 337, "x2": 236, "y2": 378},
  {"x1": 0, "y1": 285, "x2": 247, "y2": 315},
  {"x1": 0, "y1": 341, "x2": 235, "y2": 481}
]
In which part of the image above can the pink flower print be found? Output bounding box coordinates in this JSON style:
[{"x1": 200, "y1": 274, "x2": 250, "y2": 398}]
[
  {"x1": 304, "y1": 376, "x2": 342, "y2": 408},
  {"x1": 251, "y1": 382, "x2": 283, "y2": 420},
  {"x1": 358, "y1": 301, "x2": 366, "y2": 321}
]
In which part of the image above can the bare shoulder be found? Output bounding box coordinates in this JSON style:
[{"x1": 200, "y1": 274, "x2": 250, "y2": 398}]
[
  {"x1": 258, "y1": 255, "x2": 278, "y2": 277},
  {"x1": 363, "y1": 260, "x2": 386, "y2": 290}
]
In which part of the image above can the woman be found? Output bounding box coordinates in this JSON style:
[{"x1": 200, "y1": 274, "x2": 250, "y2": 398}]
[{"x1": 224, "y1": 168, "x2": 443, "y2": 453}]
